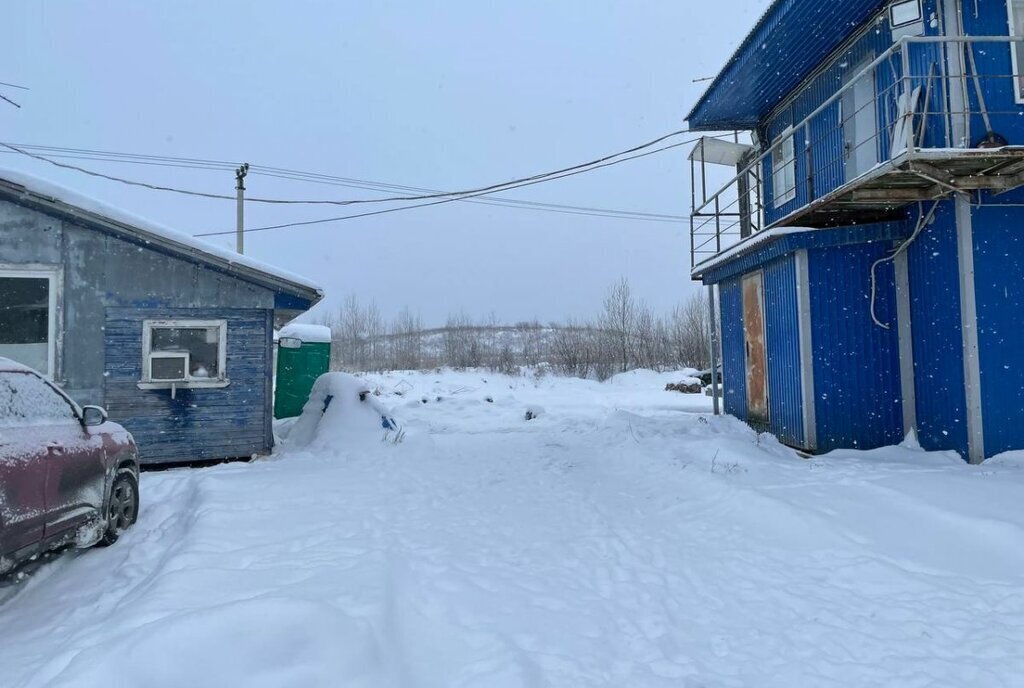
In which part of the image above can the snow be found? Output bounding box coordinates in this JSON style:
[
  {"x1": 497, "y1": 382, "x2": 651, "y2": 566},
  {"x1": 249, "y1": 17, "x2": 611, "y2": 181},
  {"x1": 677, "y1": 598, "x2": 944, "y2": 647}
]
[
  {"x1": 690, "y1": 224, "x2": 815, "y2": 278},
  {"x1": 285, "y1": 372, "x2": 401, "y2": 450},
  {"x1": 3, "y1": 369, "x2": 1024, "y2": 687},
  {"x1": 0, "y1": 168, "x2": 323, "y2": 296},
  {"x1": 277, "y1": 322, "x2": 333, "y2": 344}
]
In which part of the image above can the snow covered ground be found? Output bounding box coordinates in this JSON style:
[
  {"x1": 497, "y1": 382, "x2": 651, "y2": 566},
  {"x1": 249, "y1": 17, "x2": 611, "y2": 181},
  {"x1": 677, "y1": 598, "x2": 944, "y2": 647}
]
[{"x1": 2, "y1": 369, "x2": 1024, "y2": 687}]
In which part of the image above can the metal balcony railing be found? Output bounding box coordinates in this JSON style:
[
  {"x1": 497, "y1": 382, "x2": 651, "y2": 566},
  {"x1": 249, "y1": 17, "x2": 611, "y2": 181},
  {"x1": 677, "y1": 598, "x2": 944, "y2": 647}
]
[{"x1": 690, "y1": 35, "x2": 1024, "y2": 271}]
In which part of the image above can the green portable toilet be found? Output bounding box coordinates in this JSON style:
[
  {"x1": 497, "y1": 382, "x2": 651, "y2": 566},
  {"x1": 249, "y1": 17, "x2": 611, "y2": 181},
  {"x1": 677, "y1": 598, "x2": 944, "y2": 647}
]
[{"x1": 274, "y1": 323, "x2": 332, "y2": 419}]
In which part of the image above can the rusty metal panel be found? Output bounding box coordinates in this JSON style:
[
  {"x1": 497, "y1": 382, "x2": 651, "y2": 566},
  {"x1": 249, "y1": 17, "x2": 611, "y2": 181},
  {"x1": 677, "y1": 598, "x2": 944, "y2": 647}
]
[{"x1": 742, "y1": 271, "x2": 769, "y2": 426}]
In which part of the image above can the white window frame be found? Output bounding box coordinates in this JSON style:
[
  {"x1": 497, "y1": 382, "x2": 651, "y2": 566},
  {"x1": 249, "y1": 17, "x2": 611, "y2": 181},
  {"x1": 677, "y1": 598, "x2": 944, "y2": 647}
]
[
  {"x1": 0, "y1": 264, "x2": 61, "y2": 380},
  {"x1": 1008, "y1": 0, "x2": 1024, "y2": 104},
  {"x1": 139, "y1": 319, "x2": 229, "y2": 390},
  {"x1": 889, "y1": 0, "x2": 921, "y2": 28},
  {"x1": 771, "y1": 127, "x2": 797, "y2": 208}
]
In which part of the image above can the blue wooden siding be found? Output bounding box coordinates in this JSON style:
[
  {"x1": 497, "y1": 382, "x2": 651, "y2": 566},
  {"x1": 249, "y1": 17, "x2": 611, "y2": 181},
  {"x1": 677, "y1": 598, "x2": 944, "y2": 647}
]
[
  {"x1": 763, "y1": 255, "x2": 805, "y2": 448},
  {"x1": 807, "y1": 243, "x2": 904, "y2": 452},
  {"x1": 104, "y1": 307, "x2": 274, "y2": 465},
  {"x1": 904, "y1": 203, "x2": 968, "y2": 457},
  {"x1": 718, "y1": 278, "x2": 747, "y2": 421},
  {"x1": 971, "y1": 202, "x2": 1024, "y2": 456}
]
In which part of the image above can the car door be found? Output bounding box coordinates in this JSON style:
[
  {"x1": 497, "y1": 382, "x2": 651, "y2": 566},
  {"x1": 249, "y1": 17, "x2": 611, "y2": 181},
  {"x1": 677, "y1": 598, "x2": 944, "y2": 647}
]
[
  {"x1": 5, "y1": 371, "x2": 106, "y2": 540},
  {"x1": 0, "y1": 373, "x2": 52, "y2": 559}
]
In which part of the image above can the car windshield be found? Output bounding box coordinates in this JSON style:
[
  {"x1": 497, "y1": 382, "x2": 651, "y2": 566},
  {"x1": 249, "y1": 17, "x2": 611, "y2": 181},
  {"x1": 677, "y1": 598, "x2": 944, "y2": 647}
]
[{"x1": 0, "y1": 371, "x2": 78, "y2": 427}]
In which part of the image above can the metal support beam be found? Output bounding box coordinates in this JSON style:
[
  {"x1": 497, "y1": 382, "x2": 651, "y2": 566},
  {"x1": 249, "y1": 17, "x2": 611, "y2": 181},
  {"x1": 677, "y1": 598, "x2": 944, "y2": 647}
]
[
  {"x1": 955, "y1": 193, "x2": 985, "y2": 463},
  {"x1": 708, "y1": 285, "x2": 721, "y2": 416},
  {"x1": 894, "y1": 250, "x2": 917, "y2": 438},
  {"x1": 847, "y1": 186, "x2": 944, "y2": 203},
  {"x1": 794, "y1": 249, "x2": 817, "y2": 451}
]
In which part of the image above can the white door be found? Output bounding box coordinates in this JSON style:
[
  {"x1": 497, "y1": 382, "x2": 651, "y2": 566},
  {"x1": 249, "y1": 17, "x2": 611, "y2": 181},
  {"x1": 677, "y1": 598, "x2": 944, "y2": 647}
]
[{"x1": 842, "y1": 60, "x2": 879, "y2": 181}]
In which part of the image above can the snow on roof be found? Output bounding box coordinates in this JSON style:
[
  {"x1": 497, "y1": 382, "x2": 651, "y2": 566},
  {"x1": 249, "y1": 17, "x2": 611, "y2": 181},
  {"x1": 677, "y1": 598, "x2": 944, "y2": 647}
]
[
  {"x1": 278, "y1": 323, "x2": 333, "y2": 344},
  {"x1": 0, "y1": 168, "x2": 323, "y2": 300},
  {"x1": 691, "y1": 225, "x2": 815, "y2": 279}
]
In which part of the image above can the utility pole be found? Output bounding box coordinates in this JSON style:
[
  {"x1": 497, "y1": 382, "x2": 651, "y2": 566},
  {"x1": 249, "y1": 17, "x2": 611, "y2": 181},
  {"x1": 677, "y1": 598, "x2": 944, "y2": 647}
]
[{"x1": 235, "y1": 162, "x2": 249, "y2": 255}]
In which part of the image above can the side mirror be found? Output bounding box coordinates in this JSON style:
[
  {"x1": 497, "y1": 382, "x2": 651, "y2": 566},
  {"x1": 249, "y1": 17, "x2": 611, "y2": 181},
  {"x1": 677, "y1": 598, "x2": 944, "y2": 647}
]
[{"x1": 81, "y1": 405, "x2": 108, "y2": 427}]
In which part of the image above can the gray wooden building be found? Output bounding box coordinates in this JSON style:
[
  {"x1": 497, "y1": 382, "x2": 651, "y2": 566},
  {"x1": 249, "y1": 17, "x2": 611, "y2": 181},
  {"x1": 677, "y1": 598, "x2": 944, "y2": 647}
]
[{"x1": 0, "y1": 171, "x2": 323, "y2": 465}]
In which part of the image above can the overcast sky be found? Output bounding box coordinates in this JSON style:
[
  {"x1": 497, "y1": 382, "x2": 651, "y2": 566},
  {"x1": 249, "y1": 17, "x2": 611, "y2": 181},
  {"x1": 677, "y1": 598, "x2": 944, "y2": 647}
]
[{"x1": 2, "y1": 1, "x2": 770, "y2": 326}]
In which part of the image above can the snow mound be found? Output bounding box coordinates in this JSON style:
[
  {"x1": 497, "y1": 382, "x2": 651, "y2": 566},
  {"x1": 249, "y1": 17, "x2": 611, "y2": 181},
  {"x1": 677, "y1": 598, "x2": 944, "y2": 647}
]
[
  {"x1": 823, "y1": 445, "x2": 966, "y2": 467},
  {"x1": 46, "y1": 598, "x2": 381, "y2": 688},
  {"x1": 607, "y1": 368, "x2": 701, "y2": 389},
  {"x1": 288, "y1": 373, "x2": 401, "y2": 451},
  {"x1": 984, "y1": 450, "x2": 1024, "y2": 468}
]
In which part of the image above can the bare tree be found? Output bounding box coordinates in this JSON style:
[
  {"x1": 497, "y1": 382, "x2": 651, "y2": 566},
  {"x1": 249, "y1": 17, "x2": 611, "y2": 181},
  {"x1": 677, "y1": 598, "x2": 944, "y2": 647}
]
[
  {"x1": 551, "y1": 319, "x2": 595, "y2": 379},
  {"x1": 669, "y1": 292, "x2": 711, "y2": 369},
  {"x1": 389, "y1": 307, "x2": 423, "y2": 370},
  {"x1": 600, "y1": 277, "x2": 638, "y2": 374}
]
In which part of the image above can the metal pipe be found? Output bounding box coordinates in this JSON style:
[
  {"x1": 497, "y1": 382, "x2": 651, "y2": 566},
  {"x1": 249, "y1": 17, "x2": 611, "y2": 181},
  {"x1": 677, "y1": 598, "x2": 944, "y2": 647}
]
[{"x1": 708, "y1": 285, "x2": 721, "y2": 416}]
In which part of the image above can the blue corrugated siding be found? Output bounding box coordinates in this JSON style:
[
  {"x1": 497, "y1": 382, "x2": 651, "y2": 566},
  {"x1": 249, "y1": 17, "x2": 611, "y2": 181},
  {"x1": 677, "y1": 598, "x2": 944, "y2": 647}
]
[
  {"x1": 971, "y1": 202, "x2": 1024, "y2": 456},
  {"x1": 700, "y1": 221, "x2": 910, "y2": 286},
  {"x1": 763, "y1": 20, "x2": 897, "y2": 221},
  {"x1": 962, "y1": 0, "x2": 1024, "y2": 148},
  {"x1": 718, "y1": 278, "x2": 747, "y2": 421},
  {"x1": 104, "y1": 307, "x2": 274, "y2": 465},
  {"x1": 808, "y1": 243, "x2": 904, "y2": 452},
  {"x1": 904, "y1": 203, "x2": 968, "y2": 457},
  {"x1": 763, "y1": 256, "x2": 805, "y2": 448}
]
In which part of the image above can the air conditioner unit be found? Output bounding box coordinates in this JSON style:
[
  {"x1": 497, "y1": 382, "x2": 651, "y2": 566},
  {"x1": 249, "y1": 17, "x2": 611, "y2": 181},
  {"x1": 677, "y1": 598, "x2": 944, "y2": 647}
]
[{"x1": 149, "y1": 351, "x2": 190, "y2": 382}]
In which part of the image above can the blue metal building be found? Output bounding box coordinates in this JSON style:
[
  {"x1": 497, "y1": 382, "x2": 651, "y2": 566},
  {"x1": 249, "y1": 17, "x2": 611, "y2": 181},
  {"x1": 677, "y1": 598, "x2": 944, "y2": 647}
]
[
  {"x1": 0, "y1": 171, "x2": 323, "y2": 465},
  {"x1": 689, "y1": 0, "x2": 1024, "y2": 462}
]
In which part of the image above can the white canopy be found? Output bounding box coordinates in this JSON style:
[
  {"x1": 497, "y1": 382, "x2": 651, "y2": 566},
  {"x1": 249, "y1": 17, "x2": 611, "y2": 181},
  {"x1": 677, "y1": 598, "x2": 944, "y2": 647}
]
[{"x1": 688, "y1": 137, "x2": 754, "y2": 166}]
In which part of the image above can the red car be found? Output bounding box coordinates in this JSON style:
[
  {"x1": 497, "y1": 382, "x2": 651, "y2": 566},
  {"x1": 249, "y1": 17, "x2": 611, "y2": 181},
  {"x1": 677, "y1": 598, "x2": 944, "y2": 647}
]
[{"x1": 0, "y1": 358, "x2": 140, "y2": 576}]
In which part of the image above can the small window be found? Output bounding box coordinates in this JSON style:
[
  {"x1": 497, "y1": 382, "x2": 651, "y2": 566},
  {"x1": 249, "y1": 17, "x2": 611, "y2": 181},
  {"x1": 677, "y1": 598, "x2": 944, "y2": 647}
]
[
  {"x1": 1009, "y1": 0, "x2": 1024, "y2": 102},
  {"x1": 0, "y1": 267, "x2": 58, "y2": 377},
  {"x1": 771, "y1": 129, "x2": 797, "y2": 208},
  {"x1": 890, "y1": 0, "x2": 921, "y2": 27},
  {"x1": 141, "y1": 320, "x2": 227, "y2": 386}
]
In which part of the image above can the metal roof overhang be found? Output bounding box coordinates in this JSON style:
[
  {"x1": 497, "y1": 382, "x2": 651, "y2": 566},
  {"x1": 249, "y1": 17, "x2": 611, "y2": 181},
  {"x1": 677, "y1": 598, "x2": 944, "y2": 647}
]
[{"x1": 686, "y1": 0, "x2": 888, "y2": 131}]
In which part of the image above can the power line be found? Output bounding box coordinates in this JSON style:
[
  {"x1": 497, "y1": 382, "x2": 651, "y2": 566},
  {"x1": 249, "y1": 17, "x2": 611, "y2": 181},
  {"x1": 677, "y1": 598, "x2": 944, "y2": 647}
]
[
  {"x1": 194, "y1": 140, "x2": 693, "y2": 237},
  {"x1": 0, "y1": 142, "x2": 245, "y2": 199},
  {"x1": 0, "y1": 144, "x2": 687, "y2": 222},
  {"x1": 1, "y1": 128, "x2": 696, "y2": 208},
  {"x1": 0, "y1": 80, "x2": 29, "y2": 91}
]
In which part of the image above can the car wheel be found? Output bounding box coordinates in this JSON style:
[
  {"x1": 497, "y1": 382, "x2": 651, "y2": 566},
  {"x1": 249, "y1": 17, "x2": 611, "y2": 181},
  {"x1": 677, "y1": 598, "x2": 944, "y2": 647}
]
[{"x1": 99, "y1": 472, "x2": 139, "y2": 546}]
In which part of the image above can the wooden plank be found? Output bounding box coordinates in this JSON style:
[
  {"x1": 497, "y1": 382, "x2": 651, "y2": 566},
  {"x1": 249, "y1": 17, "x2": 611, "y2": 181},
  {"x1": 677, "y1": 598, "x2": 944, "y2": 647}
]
[{"x1": 103, "y1": 307, "x2": 275, "y2": 464}]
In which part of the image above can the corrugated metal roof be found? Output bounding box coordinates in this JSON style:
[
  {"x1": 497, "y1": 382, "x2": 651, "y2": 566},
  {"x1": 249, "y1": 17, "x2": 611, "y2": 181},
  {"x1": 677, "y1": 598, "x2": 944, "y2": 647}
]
[{"x1": 687, "y1": 0, "x2": 888, "y2": 131}]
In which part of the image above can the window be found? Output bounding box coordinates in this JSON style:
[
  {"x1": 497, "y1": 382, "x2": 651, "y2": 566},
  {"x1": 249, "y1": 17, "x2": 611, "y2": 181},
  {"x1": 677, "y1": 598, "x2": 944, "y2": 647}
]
[
  {"x1": 890, "y1": 0, "x2": 921, "y2": 27},
  {"x1": 140, "y1": 320, "x2": 228, "y2": 388},
  {"x1": 771, "y1": 128, "x2": 797, "y2": 207},
  {"x1": 0, "y1": 371, "x2": 78, "y2": 428},
  {"x1": 0, "y1": 266, "x2": 59, "y2": 377},
  {"x1": 1009, "y1": 0, "x2": 1024, "y2": 102}
]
